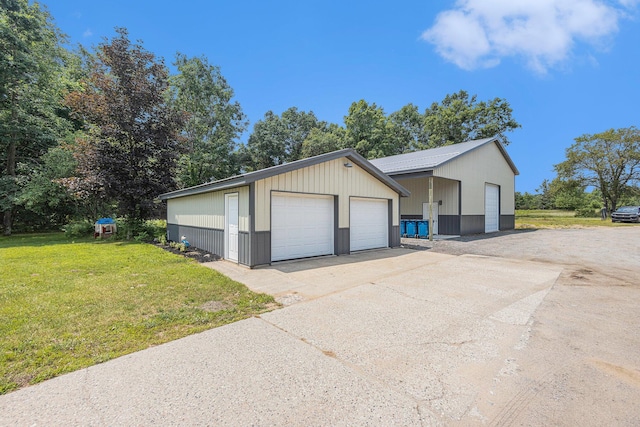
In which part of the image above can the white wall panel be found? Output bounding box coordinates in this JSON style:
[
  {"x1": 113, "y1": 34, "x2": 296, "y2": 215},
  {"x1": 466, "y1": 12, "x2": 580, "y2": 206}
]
[
  {"x1": 167, "y1": 186, "x2": 249, "y2": 232},
  {"x1": 434, "y1": 142, "x2": 515, "y2": 215},
  {"x1": 254, "y1": 157, "x2": 399, "y2": 231}
]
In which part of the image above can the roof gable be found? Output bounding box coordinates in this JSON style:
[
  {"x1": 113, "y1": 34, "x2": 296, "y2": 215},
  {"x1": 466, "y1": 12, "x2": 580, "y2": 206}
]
[
  {"x1": 369, "y1": 137, "x2": 519, "y2": 176},
  {"x1": 159, "y1": 148, "x2": 410, "y2": 200}
]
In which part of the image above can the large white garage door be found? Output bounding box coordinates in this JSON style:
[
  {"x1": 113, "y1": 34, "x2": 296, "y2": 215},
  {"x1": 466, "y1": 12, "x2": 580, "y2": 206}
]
[
  {"x1": 271, "y1": 193, "x2": 334, "y2": 262},
  {"x1": 485, "y1": 184, "x2": 500, "y2": 233},
  {"x1": 350, "y1": 198, "x2": 388, "y2": 251}
]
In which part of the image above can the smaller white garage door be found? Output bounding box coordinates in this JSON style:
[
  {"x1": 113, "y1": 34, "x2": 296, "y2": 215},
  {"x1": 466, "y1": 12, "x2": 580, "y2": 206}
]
[
  {"x1": 350, "y1": 198, "x2": 389, "y2": 251},
  {"x1": 485, "y1": 184, "x2": 500, "y2": 233},
  {"x1": 271, "y1": 193, "x2": 334, "y2": 262}
]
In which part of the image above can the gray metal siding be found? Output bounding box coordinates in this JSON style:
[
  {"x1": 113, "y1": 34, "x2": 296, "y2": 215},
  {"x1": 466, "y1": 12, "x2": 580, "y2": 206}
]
[
  {"x1": 167, "y1": 224, "x2": 224, "y2": 256},
  {"x1": 460, "y1": 215, "x2": 485, "y2": 235},
  {"x1": 400, "y1": 215, "x2": 460, "y2": 235},
  {"x1": 238, "y1": 231, "x2": 250, "y2": 266},
  {"x1": 500, "y1": 215, "x2": 515, "y2": 230},
  {"x1": 390, "y1": 225, "x2": 400, "y2": 247},
  {"x1": 250, "y1": 231, "x2": 271, "y2": 267},
  {"x1": 336, "y1": 228, "x2": 350, "y2": 255},
  {"x1": 400, "y1": 214, "x2": 422, "y2": 220},
  {"x1": 388, "y1": 200, "x2": 394, "y2": 247},
  {"x1": 167, "y1": 223, "x2": 179, "y2": 242},
  {"x1": 438, "y1": 215, "x2": 461, "y2": 235}
]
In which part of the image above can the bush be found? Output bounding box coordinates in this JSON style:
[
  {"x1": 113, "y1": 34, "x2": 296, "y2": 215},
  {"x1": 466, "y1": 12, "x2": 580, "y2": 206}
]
[
  {"x1": 63, "y1": 220, "x2": 94, "y2": 239},
  {"x1": 575, "y1": 207, "x2": 598, "y2": 218},
  {"x1": 114, "y1": 218, "x2": 166, "y2": 241},
  {"x1": 133, "y1": 231, "x2": 150, "y2": 242},
  {"x1": 144, "y1": 219, "x2": 167, "y2": 239}
]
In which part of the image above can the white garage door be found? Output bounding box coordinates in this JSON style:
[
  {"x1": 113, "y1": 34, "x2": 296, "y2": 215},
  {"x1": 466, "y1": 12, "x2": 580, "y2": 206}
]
[
  {"x1": 271, "y1": 193, "x2": 334, "y2": 262},
  {"x1": 485, "y1": 184, "x2": 500, "y2": 233},
  {"x1": 350, "y1": 198, "x2": 389, "y2": 251}
]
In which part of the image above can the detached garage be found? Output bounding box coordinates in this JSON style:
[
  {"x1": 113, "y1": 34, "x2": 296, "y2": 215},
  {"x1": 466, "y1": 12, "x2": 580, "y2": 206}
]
[
  {"x1": 159, "y1": 149, "x2": 409, "y2": 267},
  {"x1": 370, "y1": 137, "x2": 519, "y2": 235}
]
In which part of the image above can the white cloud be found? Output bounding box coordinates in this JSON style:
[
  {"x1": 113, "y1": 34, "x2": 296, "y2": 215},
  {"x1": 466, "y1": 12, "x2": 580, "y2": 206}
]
[
  {"x1": 83, "y1": 29, "x2": 93, "y2": 38},
  {"x1": 422, "y1": 0, "x2": 636, "y2": 73},
  {"x1": 619, "y1": 0, "x2": 640, "y2": 8}
]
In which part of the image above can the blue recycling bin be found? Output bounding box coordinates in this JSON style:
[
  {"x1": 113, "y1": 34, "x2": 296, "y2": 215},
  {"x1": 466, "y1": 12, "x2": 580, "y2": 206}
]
[
  {"x1": 405, "y1": 220, "x2": 417, "y2": 237},
  {"x1": 417, "y1": 220, "x2": 429, "y2": 238},
  {"x1": 400, "y1": 220, "x2": 407, "y2": 237}
]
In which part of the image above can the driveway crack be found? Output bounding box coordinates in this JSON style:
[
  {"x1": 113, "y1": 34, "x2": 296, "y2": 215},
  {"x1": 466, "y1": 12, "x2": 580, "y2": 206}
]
[{"x1": 255, "y1": 316, "x2": 432, "y2": 422}]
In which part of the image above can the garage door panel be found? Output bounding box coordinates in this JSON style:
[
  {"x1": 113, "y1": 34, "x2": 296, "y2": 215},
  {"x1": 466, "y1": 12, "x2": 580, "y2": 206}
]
[
  {"x1": 350, "y1": 198, "x2": 388, "y2": 251},
  {"x1": 271, "y1": 193, "x2": 334, "y2": 262}
]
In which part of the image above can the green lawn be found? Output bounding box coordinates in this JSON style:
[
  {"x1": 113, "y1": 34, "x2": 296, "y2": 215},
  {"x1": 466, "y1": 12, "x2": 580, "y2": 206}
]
[
  {"x1": 516, "y1": 209, "x2": 636, "y2": 228},
  {"x1": 0, "y1": 233, "x2": 276, "y2": 395}
]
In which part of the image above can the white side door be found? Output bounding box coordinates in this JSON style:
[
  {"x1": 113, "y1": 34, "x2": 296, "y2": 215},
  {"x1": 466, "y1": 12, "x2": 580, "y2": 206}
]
[
  {"x1": 225, "y1": 193, "x2": 239, "y2": 262},
  {"x1": 485, "y1": 184, "x2": 500, "y2": 233},
  {"x1": 422, "y1": 202, "x2": 439, "y2": 235}
]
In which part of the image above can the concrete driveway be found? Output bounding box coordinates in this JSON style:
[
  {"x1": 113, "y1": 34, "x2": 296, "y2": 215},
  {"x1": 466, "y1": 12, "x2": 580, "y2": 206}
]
[{"x1": 0, "y1": 248, "x2": 563, "y2": 426}]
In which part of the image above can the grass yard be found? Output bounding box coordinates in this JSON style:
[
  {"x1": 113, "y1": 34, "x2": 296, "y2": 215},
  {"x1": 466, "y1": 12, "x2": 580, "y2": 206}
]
[
  {"x1": 0, "y1": 233, "x2": 276, "y2": 395},
  {"x1": 516, "y1": 209, "x2": 636, "y2": 229}
]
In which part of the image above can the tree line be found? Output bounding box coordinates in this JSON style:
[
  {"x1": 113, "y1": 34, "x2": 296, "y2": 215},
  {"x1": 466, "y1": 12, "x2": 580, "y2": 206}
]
[
  {"x1": 0, "y1": 1, "x2": 521, "y2": 235},
  {"x1": 4, "y1": 1, "x2": 637, "y2": 236},
  {"x1": 517, "y1": 127, "x2": 640, "y2": 214}
]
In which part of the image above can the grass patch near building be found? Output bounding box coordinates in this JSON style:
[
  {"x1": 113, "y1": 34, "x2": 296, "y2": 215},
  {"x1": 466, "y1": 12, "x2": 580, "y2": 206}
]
[{"x1": 0, "y1": 233, "x2": 276, "y2": 395}]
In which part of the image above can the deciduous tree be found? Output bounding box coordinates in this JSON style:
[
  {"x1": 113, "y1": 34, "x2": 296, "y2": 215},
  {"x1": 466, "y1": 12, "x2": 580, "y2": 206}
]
[
  {"x1": 301, "y1": 124, "x2": 346, "y2": 158},
  {"x1": 344, "y1": 100, "x2": 398, "y2": 159},
  {"x1": 168, "y1": 53, "x2": 247, "y2": 187},
  {"x1": 0, "y1": 0, "x2": 71, "y2": 234},
  {"x1": 423, "y1": 90, "x2": 520, "y2": 147},
  {"x1": 389, "y1": 103, "x2": 429, "y2": 152},
  {"x1": 555, "y1": 127, "x2": 640, "y2": 211},
  {"x1": 65, "y1": 28, "x2": 184, "y2": 222},
  {"x1": 240, "y1": 107, "x2": 322, "y2": 171}
]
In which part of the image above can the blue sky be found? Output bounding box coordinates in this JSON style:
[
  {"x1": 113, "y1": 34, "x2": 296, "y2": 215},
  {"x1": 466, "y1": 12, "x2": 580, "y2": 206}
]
[{"x1": 45, "y1": 0, "x2": 640, "y2": 193}]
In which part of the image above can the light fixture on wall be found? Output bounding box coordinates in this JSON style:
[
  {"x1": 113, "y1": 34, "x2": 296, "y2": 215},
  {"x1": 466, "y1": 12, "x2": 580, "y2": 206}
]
[{"x1": 344, "y1": 162, "x2": 353, "y2": 168}]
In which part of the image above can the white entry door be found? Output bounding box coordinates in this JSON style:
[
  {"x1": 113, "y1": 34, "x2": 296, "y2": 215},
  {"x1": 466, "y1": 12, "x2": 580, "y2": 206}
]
[
  {"x1": 350, "y1": 198, "x2": 388, "y2": 251},
  {"x1": 422, "y1": 202, "x2": 439, "y2": 235},
  {"x1": 225, "y1": 193, "x2": 239, "y2": 262},
  {"x1": 271, "y1": 193, "x2": 334, "y2": 262},
  {"x1": 485, "y1": 184, "x2": 500, "y2": 233}
]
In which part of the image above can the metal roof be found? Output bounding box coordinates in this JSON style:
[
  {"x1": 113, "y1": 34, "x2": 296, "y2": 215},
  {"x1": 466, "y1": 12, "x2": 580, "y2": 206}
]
[
  {"x1": 369, "y1": 137, "x2": 519, "y2": 176},
  {"x1": 159, "y1": 148, "x2": 410, "y2": 200}
]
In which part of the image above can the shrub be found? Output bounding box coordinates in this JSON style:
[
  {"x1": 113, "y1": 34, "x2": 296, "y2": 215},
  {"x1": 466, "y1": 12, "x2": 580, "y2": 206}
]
[
  {"x1": 63, "y1": 220, "x2": 94, "y2": 239},
  {"x1": 145, "y1": 219, "x2": 167, "y2": 239},
  {"x1": 575, "y1": 207, "x2": 598, "y2": 218},
  {"x1": 113, "y1": 218, "x2": 166, "y2": 241},
  {"x1": 133, "y1": 231, "x2": 151, "y2": 242}
]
